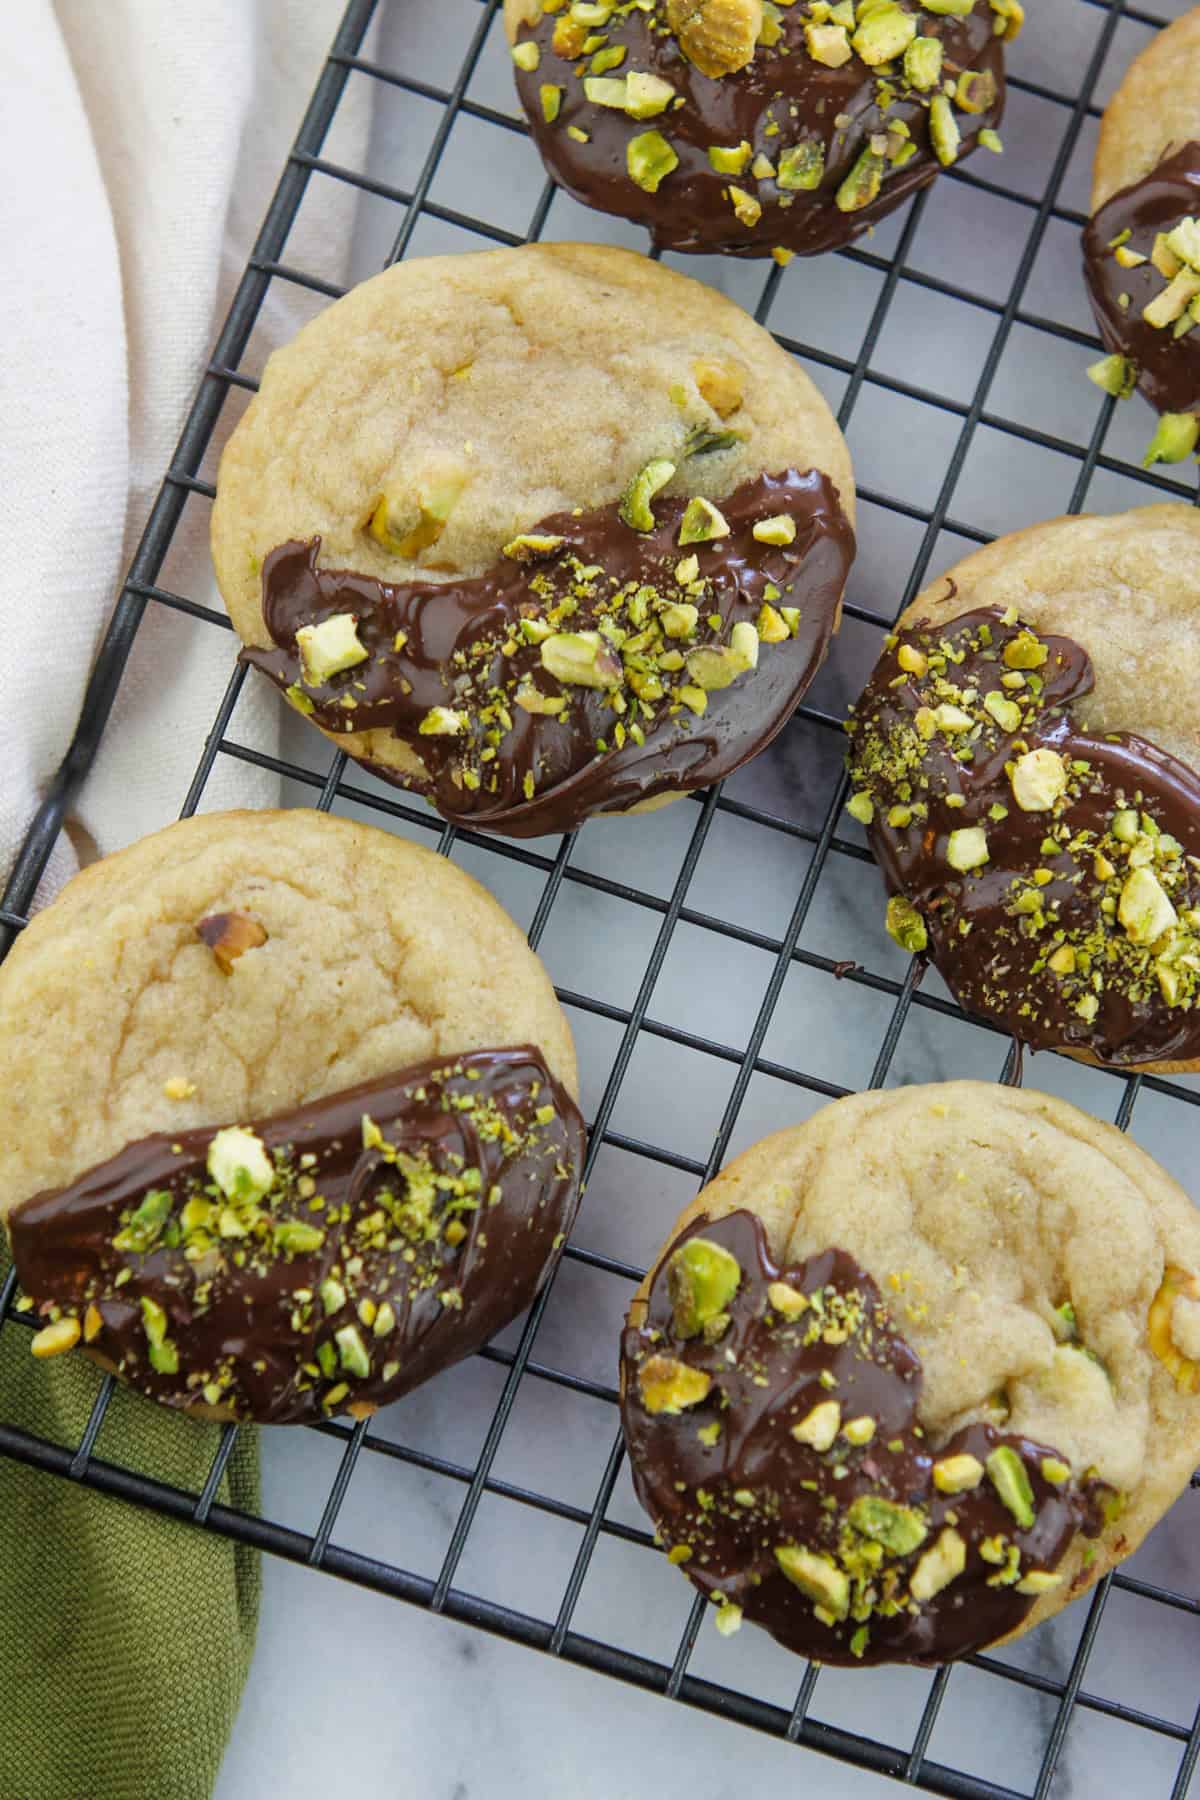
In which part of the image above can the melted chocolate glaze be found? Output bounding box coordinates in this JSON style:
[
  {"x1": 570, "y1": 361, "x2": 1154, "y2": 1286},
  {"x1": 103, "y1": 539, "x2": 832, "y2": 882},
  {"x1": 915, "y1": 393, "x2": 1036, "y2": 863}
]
[
  {"x1": 10, "y1": 1048, "x2": 584, "y2": 1424},
  {"x1": 512, "y1": 3, "x2": 1006, "y2": 258},
  {"x1": 241, "y1": 470, "x2": 853, "y2": 838},
  {"x1": 620, "y1": 1211, "x2": 1099, "y2": 1667},
  {"x1": 1083, "y1": 144, "x2": 1200, "y2": 417},
  {"x1": 847, "y1": 607, "x2": 1200, "y2": 1065}
]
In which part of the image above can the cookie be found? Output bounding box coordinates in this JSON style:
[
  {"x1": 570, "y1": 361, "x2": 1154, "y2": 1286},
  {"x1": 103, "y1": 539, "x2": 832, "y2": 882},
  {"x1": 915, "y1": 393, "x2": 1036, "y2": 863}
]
[
  {"x1": 1083, "y1": 10, "x2": 1200, "y2": 462},
  {"x1": 620, "y1": 1082, "x2": 1200, "y2": 1666},
  {"x1": 0, "y1": 810, "x2": 584, "y2": 1423},
  {"x1": 505, "y1": 0, "x2": 1011, "y2": 259},
  {"x1": 212, "y1": 244, "x2": 855, "y2": 838},
  {"x1": 845, "y1": 505, "x2": 1200, "y2": 1071}
]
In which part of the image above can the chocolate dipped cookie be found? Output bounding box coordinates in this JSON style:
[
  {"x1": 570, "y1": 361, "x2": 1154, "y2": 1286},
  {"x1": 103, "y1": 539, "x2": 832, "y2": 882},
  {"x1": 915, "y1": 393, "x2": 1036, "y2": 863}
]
[
  {"x1": 846, "y1": 505, "x2": 1200, "y2": 1071},
  {"x1": 212, "y1": 244, "x2": 855, "y2": 839},
  {"x1": 620, "y1": 1083, "x2": 1200, "y2": 1666},
  {"x1": 505, "y1": 0, "x2": 1012, "y2": 259},
  {"x1": 0, "y1": 811, "x2": 584, "y2": 1424},
  {"x1": 1083, "y1": 10, "x2": 1200, "y2": 466}
]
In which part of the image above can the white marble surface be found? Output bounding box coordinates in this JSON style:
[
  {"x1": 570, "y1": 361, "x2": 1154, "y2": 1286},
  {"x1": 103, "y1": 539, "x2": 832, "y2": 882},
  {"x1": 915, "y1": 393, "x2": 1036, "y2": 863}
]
[{"x1": 208, "y1": 0, "x2": 1200, "y2": 1794}]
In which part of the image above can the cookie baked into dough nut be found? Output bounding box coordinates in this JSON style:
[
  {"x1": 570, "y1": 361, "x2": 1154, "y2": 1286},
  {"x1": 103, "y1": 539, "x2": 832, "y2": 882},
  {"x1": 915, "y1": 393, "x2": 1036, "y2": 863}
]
[
  {"x1": 212, "y1": 243, "x2": 855, "y2": 838},
  {"x1": 0, "y1": 810, "x2": 584, "y2": 1424},
  {"x1": 1083, "y1": 9, "x2": 1200, "y2": 462},
  {"x1": 505, "y1": 0, "x2": 1012, "y2": 259},
  {"x1": 846, "y1": 505, "x2": 1200, "y2": 1072},
  {"x1": 620, "y1": 1082, "x2": 1200, "y2": 1667}
]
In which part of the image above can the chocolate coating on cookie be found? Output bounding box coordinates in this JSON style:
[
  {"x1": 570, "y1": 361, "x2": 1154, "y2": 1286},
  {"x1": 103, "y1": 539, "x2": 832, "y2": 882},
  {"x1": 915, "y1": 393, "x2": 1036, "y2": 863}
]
[
  {"x1": 510, "y1": 0, "x2": 1008, "y2": 258},
  {"x1": 621, "y1": 1210, "x2": 1098, "y2": 1666},
  {"x1": 847, "y1": 607, "x2": 1200, "y2": 1064},
  {"x1": 242, "y1": 469, "x2": 853, "y2": 837},
  {"x1": 1083, "y1": 144, "x2": 1200, "y2": 417},
  {"x1": 10, "y1": 1047, "x2": 584, "y2": 1423}
]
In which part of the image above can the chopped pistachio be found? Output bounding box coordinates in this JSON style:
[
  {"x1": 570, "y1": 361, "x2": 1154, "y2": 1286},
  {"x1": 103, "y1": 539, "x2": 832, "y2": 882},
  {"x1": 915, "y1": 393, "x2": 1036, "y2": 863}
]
[
  {"x1": 929, "y1": 94, "x2": 960, "y2": 167},
  {"x1": 1010, "y1": 747, "x2": 1068, "y2": 812},
  {"x1": 540, "y1": 83, "x2": 562, "y2": 123},
  {"x1": 805, "y1": 20, "x2": 853, "y2": 64},
  {"x1": 296, "y1": 613, "x2": 369, "y2": 685},
  {"x1": 638, "y1": 1353, "x2": 713, "y2": 1414},
  {"x1": 540, "y1": 631, "x2": 623, "y2": 689},
  {"x1": 511, "y1": 40, "x2": 539, "y2": 71},
  {"x1": 910, "y1": 1527, "x2": 967, "y2": 1601},
  {"x1": 986, "y1": 1444, "x2": 1035, "y2": 1528},
  {"x1": 678, "y1": 497, "x2": 731, "y2": 545},
  {"x1": 774, "y1": 1546, "x2": 849, "y2": 1618},
  {"x1": 847, "y1": 1495, "x2": 928, "y2": 1555},
  {"x1": 1086, "y1": 352, "x2": 1137, "y2": 399},
  {"x1": 847, "y1": 790, "x2": 875, "y2": 825},
  {"x1": 835, "y1": 146, "x2": 884, "y2": 213},
  {"x1": 790, "y1": 1400, "x2": 841, "y2": 1452},
  {"x1": 30, "y1": 1317, "x2": 81, "y2": 1359},
  {"x1": 708, "y1": 141, "x2": 753, "y2": 176},
  {"x1": 1142, "y1": 412, "x2": 1199, "y2": 468},
  {"x1": 904, "y1": 35, "x2": 942, "y2": 89},
  {"x1": 752, "y1": 513, "x2": 797, "y2": 546},
  {"x1": 767, "y1": 1280, "x2": 809, "y2": 1319},
  {"x1": 207, "y1": 1126, "x2": 274, "y2": 1203},
  {"x1": 946, "y1": 826, "x2": 988, "y2": 872},
  {"x1": 885, "y1": 894, "x2": 928, "y2": 954},
  {"x1": 933, "y1": 1452, "x2": 984, "y2": 1494},
  {"x1": 852, "y1": 2, "x2": 916, "y2": 64},
  {"x1": 777, "y1": 140, "x2": 825, "y2": 190},
  {"x1": 627, "y1": 129, "x2": 679, "y2": 193},
  {"x1": 624, "y1": 71, "x2": 676, "y2": 119}
]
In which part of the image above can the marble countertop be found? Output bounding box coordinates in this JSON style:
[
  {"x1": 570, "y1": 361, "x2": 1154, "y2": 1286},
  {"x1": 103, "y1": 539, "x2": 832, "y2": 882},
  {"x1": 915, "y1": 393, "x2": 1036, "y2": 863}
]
[{"x1": 215, "y1": 0, "x2": 1200, "y2": 1794}]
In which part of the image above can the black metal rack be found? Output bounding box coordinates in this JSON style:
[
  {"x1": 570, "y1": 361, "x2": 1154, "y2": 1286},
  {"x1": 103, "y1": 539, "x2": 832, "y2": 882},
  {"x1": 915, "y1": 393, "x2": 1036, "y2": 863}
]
[{"x1": 2, "y1": 2, "x2": 1199, "y2": 1794}]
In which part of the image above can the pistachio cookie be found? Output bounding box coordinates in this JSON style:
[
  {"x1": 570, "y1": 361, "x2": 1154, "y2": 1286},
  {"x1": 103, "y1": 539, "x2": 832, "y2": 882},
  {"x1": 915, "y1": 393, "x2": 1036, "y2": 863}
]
[
  {"x1": 212, "y1": 244, "x2": 855, "y2": 838},
  {"x1": 845, "y1": 505, "x2": 1200, "y2": 1071},
  {"x1": 621, "y1": 1081, "x2": 1200, "y2": 1667},
  {"x1": 505, "y1": 0, "x2": 1012, "y2": 260},
  {"x1": 0, "y1": 810, "x2": 584, "y2": 1424},
  {"x1": 1083, "y1": 9, "x2": 1200, "y2": 466}
]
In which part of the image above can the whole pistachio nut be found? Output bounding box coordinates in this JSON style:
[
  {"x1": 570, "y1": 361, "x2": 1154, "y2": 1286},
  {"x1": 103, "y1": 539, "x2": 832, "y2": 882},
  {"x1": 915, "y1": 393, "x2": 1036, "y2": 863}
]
[{"x1": 666, "y1": 1236, "x2": 743, "y2": 1338}]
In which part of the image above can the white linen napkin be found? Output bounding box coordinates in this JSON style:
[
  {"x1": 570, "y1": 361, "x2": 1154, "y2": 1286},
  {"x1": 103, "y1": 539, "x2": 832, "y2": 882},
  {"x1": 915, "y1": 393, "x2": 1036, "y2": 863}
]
[{"x1": 0, "y1": 0, "x2": 374, "y2": 906}]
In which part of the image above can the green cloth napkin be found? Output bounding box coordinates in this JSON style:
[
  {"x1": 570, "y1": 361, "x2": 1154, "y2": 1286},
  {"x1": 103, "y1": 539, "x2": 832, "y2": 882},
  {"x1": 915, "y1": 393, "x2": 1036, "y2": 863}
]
[{"x1": 0, "y1": 1248, "x2": 260, "y2": 1800}]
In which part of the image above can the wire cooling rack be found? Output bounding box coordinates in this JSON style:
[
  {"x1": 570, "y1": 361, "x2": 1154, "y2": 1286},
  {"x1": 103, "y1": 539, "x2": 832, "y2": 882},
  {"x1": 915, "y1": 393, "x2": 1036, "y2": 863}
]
[{"x1": 3, "y1": 1, "x2": 1200, "y2": 1794}]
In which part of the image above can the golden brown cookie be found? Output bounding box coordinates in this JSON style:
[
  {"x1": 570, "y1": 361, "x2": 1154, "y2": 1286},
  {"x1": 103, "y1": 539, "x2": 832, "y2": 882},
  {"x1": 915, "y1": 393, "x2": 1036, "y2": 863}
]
[
  {"x1": 845, "y1": 506, "x2": 1200, "y2": 1072},
  {"x1": 505, "y1": 0, "x2": 1012, "y2": 259},
  {"x1": 620, "y1": 1082, "x2": 1200, "y2": 1665},
  {"x1": 212, "y1": 243, "x2": 855, "y2": 838},
  {"x1": 0, "y1": 809, "x2": 583, "y2": 1423},
  {"x1": 1083, "y1": 10, "x2": 1200, "y2": 462}
]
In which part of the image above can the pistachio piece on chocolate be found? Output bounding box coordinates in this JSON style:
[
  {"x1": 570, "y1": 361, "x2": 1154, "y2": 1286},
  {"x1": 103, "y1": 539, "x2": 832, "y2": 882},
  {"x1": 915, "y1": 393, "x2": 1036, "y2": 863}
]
[
  {"x1": 418, "y1": 706, "x2": 467, "y2": 736},
  {"x1": 196, "y1": 911, "x2": 268, "y2": 975},
  {"x1": 638, "y1": 1354, "x2": 714, "y2": 1414},
  {"x1": 678, "y1": 497, "x2": 731, "y2": 546},
  {"x1": 946, "y1": 826, "x2": 989, "y2": 872},
  {"x1": 910, "y1": 1527, "x2": 967, "y2": 1601},
  {"x1": 1147, "y1": 1266, "x2": 1200, "y2": 1393},
  {"x1": 777, "y1": 141, "x2": 825, "y2": 191},
  {"x1": 619, "y1": 458, "x2": 676, "y2": 532},
  {"x1": 767, "y1": 1280, "x2": 809, "y2": 1319},
  {"x1": 540, "y1": 631, "x2": 624, "y2": 689},
  {"x1": 929, "y1": 95, "x2": 960, "y2": 169},
  {"x1": 932, "y1": 1452, "x2": 984, "y2": 1494},
  {"x1": 1002, "y1": 629, "x2": 1047, "y2": 670},
  {"x1": 752, "y1": 514, "x2": 797, "y2": 546},
  {"x1": 661, "y1": 602, "x2": 700, "y2": 639},
  {"x1": 986, "y1": 1445, "x2": 1035, "y2": 1529},
  {"x1": 1010, "y1": 748, "x2": 1068, "y2": 812},
  {"x1": 685, "y1": 622, "x2": 759, "y2": 690},
  {"x1": 851, "y1": 3, "x2": 916, "y2": 65},
  {"x1": 666, "y1": 0, "x2": 763, "y2": 80},
  {"x1": 835, "y1": 147, "x2": 884, "y2": 214},
  {"x1": 627, "y1": 129, "x2": 679, "y2": 194},
  {"x1": 847, "y1": 1495, "x2": 928, "y2": 1555},
  {"x1": 296, "y1": 613, "x2": 369, "y2": 685},
  {"x1": 30, "y1": 1316, "x2": 81, "y2": 1359},
  {"x1": 774, "y1": 1545, "x2": 850, "y2": 1619},
  {"x1": 805, "y1": 21, "x2": 852, "y2": 66},
  {"x1": 625, "y1": 71, "x2": 676, "y2": 119},
  {"x1": 1015, "y1": 1568, "x2": 1064, "y2": 1595},
  {"x1": 113, "y1": 1188, "x2": 172, "y2": 1254},
  {"x1": 207, "y1": 1126, "x2": 275, "y2": 1204},
  {"x1": 502, "y1": 533, "x2": 565, "y2": 561},
  {"x1": 709, "y1": 142, "x2": 753, "y2": 176},
  {"x1": 791, "y1": 1399, "x2": 841, "y2": 1451},
  {"x1": 1118, "y1": 867, "x2": 1178, "y2": 946},
  {"x1": 885, "y1": 895, "x2": 928, "y2": 954},
  {"x1": 667, "y1": 1236, "x2": 742, "y2": 1338},
  {"x1": 904, "y1": 36, "x2": 943, "y2": 89}
]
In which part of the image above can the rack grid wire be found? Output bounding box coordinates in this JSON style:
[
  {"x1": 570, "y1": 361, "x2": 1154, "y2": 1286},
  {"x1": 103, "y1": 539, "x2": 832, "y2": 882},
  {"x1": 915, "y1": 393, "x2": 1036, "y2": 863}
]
[{"x1": 2, "y1": 1, "x2": 1199, "y2": 1794}]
